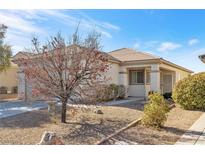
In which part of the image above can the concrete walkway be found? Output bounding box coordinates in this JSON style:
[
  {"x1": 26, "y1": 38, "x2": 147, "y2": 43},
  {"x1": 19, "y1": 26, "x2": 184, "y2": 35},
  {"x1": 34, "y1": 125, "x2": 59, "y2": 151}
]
[
  {"x1": 0, "y1": 98, "x2": 143, "y2": 119},
  {"x1": 175, "y1": 113, "x2": 205, "y2": 145},
  {"x1": 65, "y1": 97, "x2": 145, "y2": 109},
  {"x1": 0, "y1": 100, "x2": 48, "y2": 119},
  {"x1": 103, "y1": 97, "x2": 145, "y2": 106}
]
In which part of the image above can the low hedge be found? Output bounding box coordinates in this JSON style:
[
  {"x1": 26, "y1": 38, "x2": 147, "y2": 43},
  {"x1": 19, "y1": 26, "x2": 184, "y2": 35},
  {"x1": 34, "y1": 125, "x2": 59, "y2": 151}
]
[{"x1": 96, "y1": 84, "x2": 127, "y2": 102}]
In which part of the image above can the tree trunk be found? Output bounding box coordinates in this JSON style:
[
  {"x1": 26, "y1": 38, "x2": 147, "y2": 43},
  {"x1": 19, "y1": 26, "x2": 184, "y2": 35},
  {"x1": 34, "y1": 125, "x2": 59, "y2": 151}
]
[{"x1": 61, "y1": 101, "x2": 67, "y2": 123}]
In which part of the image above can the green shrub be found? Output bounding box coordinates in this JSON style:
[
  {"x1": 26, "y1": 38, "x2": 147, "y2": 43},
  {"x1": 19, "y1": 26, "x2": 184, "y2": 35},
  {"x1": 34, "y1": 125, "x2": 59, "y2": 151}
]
[
  {"x1": 96, "y1": 84, "x2": 113, "y2": 102},
  {"x1": 142, "y1": 93, "x2": 170, "y2": 128},
  {"x1": 117, "y1": 85, "x2": 126, "y2": 99},
  {"x1": 96, "y1": 84, "x2": 127, "y2": 102},
  {"x1": 172, "y1": 72, "x2": 205, "y2": 110}
]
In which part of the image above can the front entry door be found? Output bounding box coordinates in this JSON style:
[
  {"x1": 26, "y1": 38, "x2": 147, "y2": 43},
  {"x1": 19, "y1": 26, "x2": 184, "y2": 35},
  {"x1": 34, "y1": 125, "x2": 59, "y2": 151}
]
[{"x1": 163, "y1": 74, "x2": 172, "y2": 93}]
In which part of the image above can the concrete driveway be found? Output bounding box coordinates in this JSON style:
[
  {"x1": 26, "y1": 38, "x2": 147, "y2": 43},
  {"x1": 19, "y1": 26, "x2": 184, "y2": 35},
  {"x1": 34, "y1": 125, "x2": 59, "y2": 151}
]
[{"x1": 0, "y1": 100, "x2": 48, "y2": 119}]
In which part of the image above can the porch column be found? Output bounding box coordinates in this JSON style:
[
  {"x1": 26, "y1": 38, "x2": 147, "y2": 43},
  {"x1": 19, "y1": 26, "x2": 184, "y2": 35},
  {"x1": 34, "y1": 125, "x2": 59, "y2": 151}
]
[
  {"x1": 17, "y1": 69, "x2": 26, "y2": 100},
  {"x1": 150, "y1": 64, "x2": 160, "y2": 92},
  {"x1": 119, "y1": 67, "x2": 128, "y2": 85},
  {"x1": 119, "y1": 67, "x2": 128, "y2": 97},
  {"x1": 144, "y1": 68, "x2": 148, "y2": 97},
  {"x1": 17, "y1": 69, "x2": 31, "y2": 102}
]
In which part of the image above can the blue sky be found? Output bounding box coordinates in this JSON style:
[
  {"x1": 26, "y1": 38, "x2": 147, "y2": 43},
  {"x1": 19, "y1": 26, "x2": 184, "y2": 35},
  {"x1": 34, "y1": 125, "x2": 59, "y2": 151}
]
[{"x1": 0, "y1": 9, "x2": 205, "y2": 72}]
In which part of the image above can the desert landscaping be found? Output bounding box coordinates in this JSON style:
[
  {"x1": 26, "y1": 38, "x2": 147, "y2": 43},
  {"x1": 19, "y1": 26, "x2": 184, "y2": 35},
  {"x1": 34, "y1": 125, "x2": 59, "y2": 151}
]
[
  {"x1": 1, "y1": 10, "x2": 205, "y2": 146},
  {"x1": 0, "y1": 101, "x2": 203, "y2": 145}
]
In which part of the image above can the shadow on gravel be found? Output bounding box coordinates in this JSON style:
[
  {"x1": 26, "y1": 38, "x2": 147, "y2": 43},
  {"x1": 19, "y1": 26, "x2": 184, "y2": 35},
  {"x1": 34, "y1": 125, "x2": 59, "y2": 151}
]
[
  {"x1": 111, "y1": 102, "x2": 145, "y2": 111},
  {"x1": 62, "y1": 118, "x2": 129, "y2": 145},
  {"x1": 0, "y1": 109, "x2": 51, "y2": 128}
]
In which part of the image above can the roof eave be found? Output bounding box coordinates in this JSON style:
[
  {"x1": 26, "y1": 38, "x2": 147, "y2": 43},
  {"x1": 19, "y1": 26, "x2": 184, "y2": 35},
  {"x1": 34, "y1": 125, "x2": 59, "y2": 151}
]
[
  {"x1": 120, "y1": 58, "x2": 193, "y2": 73},
  {"x1": 160, "y1": 58, "x2": 194, "y2": 73},
  {"x1": 120, "y1": 58, "x2": 160, "y2": 66},
  {"x1": 108, "y1": 59, "x2": 121, "y2": 64}
]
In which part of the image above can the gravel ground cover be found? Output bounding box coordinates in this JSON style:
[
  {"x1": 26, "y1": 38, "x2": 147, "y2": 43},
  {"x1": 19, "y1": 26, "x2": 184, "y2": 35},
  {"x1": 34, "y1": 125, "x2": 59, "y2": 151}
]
[{"x1": 0, "y1": 102, "x2": 203, "y2": 145}]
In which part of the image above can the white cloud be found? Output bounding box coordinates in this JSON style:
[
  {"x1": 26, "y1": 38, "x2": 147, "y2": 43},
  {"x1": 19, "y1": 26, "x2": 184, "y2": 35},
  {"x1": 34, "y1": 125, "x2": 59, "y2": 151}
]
[
  {"x1": 0, "y1": 11, "x2": 44, "y2": 34},
  {"x1": 144, "y1": 40, "x2": 159, "y2": 49},
  {"x1": 192, "y1": 48, "x2": 205, "y2": 55},
  {"x1": 101, "y1": 22, "x2": 120, "y2": 31},
  {"x1": 39, "y1": 10, "x2": 119, "y2": 38},
  {"x1": 71, "y1": 10, "x2": 120, "y2": 31},
  {"x1": 0, "y1": 10, "x2": 120, "y2": 54},
  {"x1": 0, "y1": 10, "x2": 46, "y2": 54},
  {"x1": 188, "y1": 38, "x2": 199, "y2": 45},
  {"x1": 157, "y1": 42, "x2": 182, "y2": 52},
  {"x1": 145, "y1": 10, "x2": 155, "y2": 15},
  {"x1": 133, "y1": 42, "x2": 140, "y2": 49},
  {"x1": 4, "y1": 29, "x2": 33, "y2": 55}
]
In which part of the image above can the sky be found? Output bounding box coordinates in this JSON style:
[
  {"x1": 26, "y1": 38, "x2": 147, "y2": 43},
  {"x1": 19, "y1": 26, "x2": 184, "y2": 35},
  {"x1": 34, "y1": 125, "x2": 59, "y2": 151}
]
[{"x1": 0, "y1": 9, "x2": 205, "y2": 72}]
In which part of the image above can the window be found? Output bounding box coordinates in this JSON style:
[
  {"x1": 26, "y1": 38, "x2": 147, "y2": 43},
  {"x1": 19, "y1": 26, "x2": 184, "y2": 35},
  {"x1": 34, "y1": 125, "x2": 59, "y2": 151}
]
[
  {"x1": 12, "y1": 86, "x2": 18, "y2": 94},
  {"x1": 0, "y1": 87, "x2": 8, "y2": 94},
  {"x1": 130, "y1": 71, "x2": 137, "y2": 84},
  {"x1": 137, "y1": 71, "x2": 144, "y2": 83},
  {"x1": 129, "y1": 70, "x2": 144, "y2": 84},
  {"x1": 146, "y1": 71, "x2": 150, "y2": 84}
]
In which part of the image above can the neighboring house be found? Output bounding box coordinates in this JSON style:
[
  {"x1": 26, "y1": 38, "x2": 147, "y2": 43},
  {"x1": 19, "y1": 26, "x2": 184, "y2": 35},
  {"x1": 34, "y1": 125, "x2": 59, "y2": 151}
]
[
  {"x1": 0, "y1": 61, "x2": 18, "y2": 99},
  {"x1": 13, "y1": 48, "x2": 193, "y2": 101},
  {"x1": 199, "y1": 54, "x2": 205, "y2": 63}
]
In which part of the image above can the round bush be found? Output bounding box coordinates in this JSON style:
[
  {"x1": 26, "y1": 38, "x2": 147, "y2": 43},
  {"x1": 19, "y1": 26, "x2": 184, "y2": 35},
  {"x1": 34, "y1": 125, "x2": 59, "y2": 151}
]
[
  {"x1": 172, "y1": 72, "x2": 205, "y2": 110},
  {"x1": 142, "y1": 93, "x2": 169, "y2": 128}
]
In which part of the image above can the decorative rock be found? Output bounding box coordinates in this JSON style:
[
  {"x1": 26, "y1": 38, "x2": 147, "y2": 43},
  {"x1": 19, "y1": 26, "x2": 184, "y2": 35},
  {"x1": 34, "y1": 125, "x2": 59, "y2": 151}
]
[
  {"x1": 48, "y1": 101, "x2": 57, "y2": 113},
  {"x1": 95, "y1": 109, "x2": 103, "y2": 114},
  {"x1": 38, "y1": 131, "x2": 64, "y2": 145}
]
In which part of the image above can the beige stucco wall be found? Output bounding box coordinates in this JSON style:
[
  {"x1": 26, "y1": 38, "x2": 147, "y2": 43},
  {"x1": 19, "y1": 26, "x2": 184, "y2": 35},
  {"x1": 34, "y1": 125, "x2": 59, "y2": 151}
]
[
  {"x1": 107, "y1": 62, "x2": 191, "y2": 97},
  {"x1": 129, "y1": 85, "x2": 146, "y2": 97},
  {"x1": 105, "y1": 62, "x2": 120, "y2": 84},
  {"x1": 0, "y1": 62, "x2": 18, "y2": 92}
]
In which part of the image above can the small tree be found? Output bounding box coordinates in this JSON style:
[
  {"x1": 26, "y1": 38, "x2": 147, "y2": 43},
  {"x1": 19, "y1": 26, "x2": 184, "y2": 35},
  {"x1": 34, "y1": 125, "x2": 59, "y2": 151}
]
[
  {"x1": 0, "y1": 24, "x2": 12, "y2": 72},
  {"x1": 16, "y1": 30, "x2": 109, "y2": 123}
]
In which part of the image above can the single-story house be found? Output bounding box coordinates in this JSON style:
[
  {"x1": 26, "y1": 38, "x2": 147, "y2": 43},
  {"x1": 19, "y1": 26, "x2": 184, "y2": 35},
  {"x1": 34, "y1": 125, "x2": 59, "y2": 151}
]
[
  {"x1": 199, "y1": 54, "x2": 205, "y2": 63},
  {"x1": 13, "y1": 48, "x2": 193, "y2": 101}
]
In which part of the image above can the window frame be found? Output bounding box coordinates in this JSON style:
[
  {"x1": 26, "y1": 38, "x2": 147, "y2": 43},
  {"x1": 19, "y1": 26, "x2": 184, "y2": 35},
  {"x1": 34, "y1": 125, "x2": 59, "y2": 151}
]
[{"x1": 129, "y1": 70, "x2": 145, "y2": 85}]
